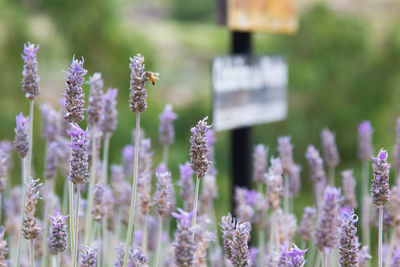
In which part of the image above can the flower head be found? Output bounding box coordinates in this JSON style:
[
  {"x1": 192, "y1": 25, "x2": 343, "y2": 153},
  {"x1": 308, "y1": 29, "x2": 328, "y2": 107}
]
[
  {"x1": 172, "y1": 209, "x2": 196, "y2": 267},
  {"x1": 230, "y1": 221, "x2": 251, "y2": 267},
  {"x1": 371, "y1": 149, "x2": 390, "y2": 207},
  {"x1": 342, "y1": 170, "x2": 357, "y2": 209},
  {"x1": 190, "y1": 117, "x2": 210, "y2": 178},
  {"x1": 321, "y1": 128, "x2": 340, "y2": 167},
  {"x1": 298, "y1": 207, "x2": 316, "y2": 242},
  {"x1": 40, "y1": 104, "x2": 59, "y2": 143},
  {"x1": 48, "y1": 208, "x2": 68, "y2": 255},
  {"x1": 22, "y1": 177, "x2": 42, "y2": 240},
  {"x1": 252, "y1": 144, "x2": 268, "y2": 184},
  {"x1": 80, "y1": 243, "x2": 98, "y2": 267},
  {"x1": 153, "y1": 170, "x2": 173, "y2": 217},
  {"x1": 21, "y1": 42, "x2": 40, "y2": 99},
  {"x1": 338, "y1": 210, "x2": 359, "y2": 267},
  {"x1": 266, "y1": 157, "x2": 283, "y2": 211},
  {"x1": 178, "y1": 162, "x2": 194, "y2": 211},
  {"x1": 279, "y1": 244, "x2": 307, "y2": 267},
  {"x1": 13, "y1": 113, "x2": 29, "y2": 158},
  {"x1": 87, "y1": 72, "x2": 104, "y2": 126},
  {"x1": 64, "y1": 56, "x2": 87, "y2": 123},
  {"x1": 159, "y1": 104, "x2": 177, "y2": 146},
  {"x1": 358, "y1": 121, "x2": 373, "y2": 161},
  {"x1": 67, "y1": 123, "x2": 89, "y2": 184},
  {"x1": 305, "y1": 145, "x2": 326, "y2": 184},
  {"x1": 44, "y1": 141, "x2": 60, "y2": 180},
  {"x1": 278, "y1": 136, "x2": 294, "y2": 176},
  {"x1": 100, "y1": 88, "x2": 118, "y2": 134}
]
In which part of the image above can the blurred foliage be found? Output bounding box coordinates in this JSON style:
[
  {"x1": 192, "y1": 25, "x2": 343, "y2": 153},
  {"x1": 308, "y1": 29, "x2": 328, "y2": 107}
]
[{"x1": 170, "y1": 0, "x2": 214, "y2": 21}]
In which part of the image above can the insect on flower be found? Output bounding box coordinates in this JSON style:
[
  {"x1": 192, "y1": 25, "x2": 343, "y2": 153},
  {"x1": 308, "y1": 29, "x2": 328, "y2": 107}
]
[{"x1": 147, "y1": 72, "x2": 159, "y2": 85}]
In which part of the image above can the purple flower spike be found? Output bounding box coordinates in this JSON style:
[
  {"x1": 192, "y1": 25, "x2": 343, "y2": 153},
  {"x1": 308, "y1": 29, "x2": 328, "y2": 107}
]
[
  {"x1": 231, "y1": 221, "x2": 251, "y2": 267},
  {"x1": 13, "y1": 113, "x2": 29, "y2": 158},
  {"x1": 40, "y1": 104, "x2": 59, "y2": 143},
  {"x1": 279, "y1": 244, "x2": 307, "y2": 267},
  {"x1": 21, "y1": 42, "x2": 40, "y2": 99},
  {"x1": 48, "y1": 208, "x2": 68, "y2": 255},
  {"x1": 67, "y1": 123, "x2": 89, "y2": 184},
  {"x1": 129, "y1": 54, "x2": 158, "y2": 113},
  {"x1": 358, "y1": 121, "x2": 373, "y2": 161},
  {"x1": 298, "y1": 207, "x2": 316, "y2": 242},
  {"x1": 252, "y1": 144, "x2": 268, "y2": 184},
  {"x1": 178, "y1": 162, "x2": 194, "y2": 211},
  {"x1": 172, "y1": 209, "x2": 196, "y2": 266},
  {"x1": 315, "y1": 186, "x2": 341, "y2": 255},
  {"x1": 305, "y1": 145, "x2": 326, "y2": 184},
  {"x1": 266, "y1": 157, "x2": 283, "y2": 211},
  {"x1": 338, "y1": 209, "x2": 359, "y2": 267},
  {"x1": 371, "y1": 149, "x2": 390, "y2": 207},
  {"x1": 64, "y1": 56, "x2": 87, "y2": 123},
  {"x1": 100, "y1": 88, "x2": 118, "y2": 134},
  {"x1": 87, "y1": 72, "x2": 104, "y2": 126},
  {"x1": 342, "y1": 170, "x2": 358, "y2": 209},
  {"x1": 159, "y1": 103, "x2": 177, "y2": 146},
  {"x1": 153, "y1": 171, "x2": 173, "y2": 217},
  {"x1": 122, "y1": 144, "x2": 135, "y2": 178},
  {"x1": 278, "y1": 136, "x2": 294, "y2": 176},
  {"x1": 189, "y1": 117, "x2": 210, "y2": 178},
  {"x1": 321, "y1": 128, "x2": 340, "y2": 167}
]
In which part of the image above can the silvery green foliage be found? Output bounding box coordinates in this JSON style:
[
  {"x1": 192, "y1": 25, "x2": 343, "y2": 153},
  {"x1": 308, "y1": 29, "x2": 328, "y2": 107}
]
[
  {"x1": 21, "y1": 43, "x2": 40, "y2": 100},
  {"x1": 190, "y1": 117, "x2": 210, "y2": 178},
  {"x1": 338, "y1": 210, "x2": 359, "y2": 267},
  {"x1": 371, "y1": 149, "x2": 390, "y2": 207},
  {"x1": 321, "y1": 128, "x2": 340, "y2": 167},
  {"x1": 64, "y1": 57, "x2": 87, "y2": 123}
]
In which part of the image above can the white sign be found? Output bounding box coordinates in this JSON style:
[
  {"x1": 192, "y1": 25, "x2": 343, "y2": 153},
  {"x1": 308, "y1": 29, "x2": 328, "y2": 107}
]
[{"x1": 212, "y1": 55, "x2": 288, "y2": 131}]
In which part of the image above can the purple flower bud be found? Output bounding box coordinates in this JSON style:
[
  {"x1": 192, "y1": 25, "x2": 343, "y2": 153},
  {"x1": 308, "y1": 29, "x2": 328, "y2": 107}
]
[
  {"x1": 153, "y1": 170, "x2": 173, "y2": 217},
  {"x1": 40, "y1": 104, "x2": 59, "y2": 143},
  {"x1": 63, "y1": 57, "x2": 87, "y2": 123},
  {"x1": 100, "y1": 88, "x2": 118, "y2": 134},
  {"x1": 21, "y1": 42, "x2": 40, "y2": 99},
  {"x1": 129, "y1": 54, "x2": 158, "y2": 113},
  {"x1": 190, "y1": 117, "x2": 210, "y2": 178},
  {"x1": 13, "y1": 113, "x2": 29, "y2": 158},
  {"x1": 371, "y1": 149, "x2": 390, "y2": 207},
  {"x1": 80, "y1": 243, "x2": 98, "y2": 267},
  {"x1": 159, "y1": 104, "x2": 177, "y2": 146},
  {"x1": 266, "y1": 157, "x2": 283, "y2": 211},
  {"x1": 321, "y1": 128, "x2": 340, "y2": 167},
  {"x1": 305, "y1": 145, "x2": 326, "y2": 184},
  {"x1": 87, "y1": 73, "x2": 104, "y2": 126},
  {"x1": 67, "y1": 123, "x2": 89, "y2": 184},
  {"x1": 278, "y1": 136, "x2": 294, "y2": 176},
  {"x1": 298, "y1": 207, "x2": 316, "y2": 242},
  {"x1": 22, "y1": 177, "x2": 42, "y2": 240},
  {"x1": 48, "y1": 208, "x2": 68, "y2": 255},
  {"x1": 279, "y1": 244, "x2": 307, "y2": 267},
  {"x1": 178, "y1": 162, "x2": 194, "y2": 211},
  {"x1": 172, "y1": 209, "x2": 196, "y2": 267},
  {"x1": 338, "y1": 210, "x2": 359, "y2": 267},
  {"x1": 358, "y1": 121, "x2": 373, "y2": 161},
  {"x1": 341, "y1": 170, "x2": 357, "y2": 209},
  {"x1": 315, "y1": 186, "x2": 341, "y2": 255},
  {"x1": 252, "y1": 144, "x2": 268, "y2": 184},
  {"x1": 44, "y1": 141, "x2": 60, "y2": 180}
]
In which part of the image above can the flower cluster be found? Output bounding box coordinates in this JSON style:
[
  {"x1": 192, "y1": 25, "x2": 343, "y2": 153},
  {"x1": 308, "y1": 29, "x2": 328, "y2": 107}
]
[
  {"x1": 21, "y1": 42, "x2": 40, "y2": 100},
  {"x1": 67, "y1": 123, "x2": 89, "y2": 184},
  {"x1": 48, "y1": 209, "x2": 68, "y2": 255},
  {"x1": 371, "y1": 149, "x2": 390, "y2": 207},
  {"x1": 189, "y1": 117, "x2": 210, "y2": 178}
]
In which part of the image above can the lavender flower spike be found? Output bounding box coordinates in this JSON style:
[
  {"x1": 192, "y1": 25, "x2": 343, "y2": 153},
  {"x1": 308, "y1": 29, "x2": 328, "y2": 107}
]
[
  {"x1": 153, "y1": 170, "x2": 173, "y2": 217},
  {"x1": 358, "y1": 121, "x2": 373, "y2": 161},
  {"x1": 91, "y1": 183, "x2": 106, "y2": 222},
  {"x1": 315, "y1": 186, "x2": 341, "y2": 255},
  {"x1": 178, "y1": 162, "x2": 194, "y2": 211},
  {"x1": 172, "y1": 209, "x2": 196, "y2": 267},
  {"x1": 371, "y1": 149, "x2": 390, "y2": 207},
  {"x1": 305, "y1": 145, "x2": 326, "y2": 184},
  {"x1": 67, "y1": 123, "x2": 89, "y2": 184},
  {"x1": 266, "y1": 157, "x2": 283, "y2": 211},
  {"x1": 13, "y1": 113, "x2": 29, "y2": 158},
  {"x1": 129, "y1": 246, "x2": 148, "y2": 266},
  {"x1": 220, "y1": 213, "x2": 236, "y2": 261},
  {"x1": 342, "y1": 170, "x2": 358, "y2": 209},
  {"x1": 231, "y1": 221, "x2": 251, "y2": 267},
  {"x1": 40, "y1": 104, "x2": 59, "y2": 143},
  {"x1": 100, "y1": 88, "x2": 118, "y2": 134},
  {"x1": 80, "y1": 243, "x2": 98, "y2": 267},
  {"x1": 298, "y1": 207, "x2": 316, "y2": 242},
  {"x1": 21, "y1": 42, "x2": 40, "y2": 99},
  {"x1": 190, "y1": 117, "x2": 210, "y2": 178},
  {"x1": 64, "y1": 56, "x2": 87, "y2": 123},
  {"x1": 338, "y1": 210, "x2": 359, "y2": 267},
  {"x1": 279, "y1": 245, "x2": 307, "y2": 267},
  {"x1": 48, "y1": 208, "x2": 68, "y2": 255},
  {"x1": 159, "y1": 103, "x2": 177, "y2": 146},
  {"x1": 321, "y1": 128, "x2": 340, "y2": 167},
  {"x1": 277, "y1": 136, "x2": 294, "y2": 176},
  {"x1": 44, "y1": 141, "x2": 59, "y2": 180},
  {"x1": 252, "y1": 144, "x2": 268, "y2": 184},
  {"x1": 129, "y1": 54, "x2": 158, "y2": 113},
  {"x1": 87, "y1": 72, "x2": 104, "y2": 126},
  {"x1": 22, "y1": 177, "x2": 42, "y2": 240}
]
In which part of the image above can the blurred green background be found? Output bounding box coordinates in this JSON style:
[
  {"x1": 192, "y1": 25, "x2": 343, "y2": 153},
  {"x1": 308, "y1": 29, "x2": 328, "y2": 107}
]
[{"x1": 1, "y1": 0, "x2": 400, "y2": 262}]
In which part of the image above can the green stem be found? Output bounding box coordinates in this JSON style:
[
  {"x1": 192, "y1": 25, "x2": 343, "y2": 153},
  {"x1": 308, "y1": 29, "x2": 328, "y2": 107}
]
[
  {"x1": 321, "y1": 253, "x2": 327, "y2": 267},
  {"x1": 41, "y1": 180, "x2": 53, "y2": 267},
  {"x1": 142, "y1": 216, "x2": 148, "y2": 255},
  {"x1": 16, "y1": 158, "x2": 28, "y2": 267},
  {"x1": 328, "y1": 166, "x2": 335, "y2": 186},
  {"x1": 102, "y1": 133, "x2": 110, "y2": 184},
  {"x1": 27, "y1": 99, "x2": 34, "y2": 178},
  {"x1": 258, "y1": 230, "x2": 265, "y2": 266},
  {"x1": 269, "y1": 212, "x2": 275, "y2": 253},
  {"x1": 84, "y1": 126, "x2": 97, "y2": 244},
  {"x1": 69, "y1": 181, "x2": 75, "y2": 266},
  {"x1": 379, "y1": 206, "x2": 383, "y2": 267},
  {"x1": 74, "y1": 184, "x2": 81, "y2": 267},
  {"x1": 154, "y1": 216, "x2": 163, "y2": 267},
  {"x1": 102, "y1": 221, "x2": 108, "y2": 266},
  {"x1": 30, "y1": 239, "x2": 34, "y2": 267},
  {"x1": 361, "y1": 160, "x2": 370, "y2": 253},
  {"x1": 122, "y1": 113, "x2": 141, "y2": 267},
  {"x1": 98, "y1": 223, "x2": 102, "y2": 267},
  {"x1": 62, "y1": 180, "x2": 68, "y2": 214},
  {"x1": 384, "y1": 234, "x2": 396, "y2": 267},
  {"x1": 162, "y1": 145, "x2": 168, "y2": 166},
  {"x1": 191, "y1": 175, "x2": 200, "y2": 238}
]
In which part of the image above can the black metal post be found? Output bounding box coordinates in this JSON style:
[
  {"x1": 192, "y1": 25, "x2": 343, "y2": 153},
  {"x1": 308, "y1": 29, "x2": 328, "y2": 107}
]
[{"x1": 231, "y1": 31, "x2": 252, "y2": 211}]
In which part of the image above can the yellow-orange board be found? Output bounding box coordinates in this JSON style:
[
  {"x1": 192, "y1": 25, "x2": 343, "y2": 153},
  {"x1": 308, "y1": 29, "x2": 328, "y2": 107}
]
[{"x1": 227, "y1": 0, "x2": 298, "y2": 34}]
